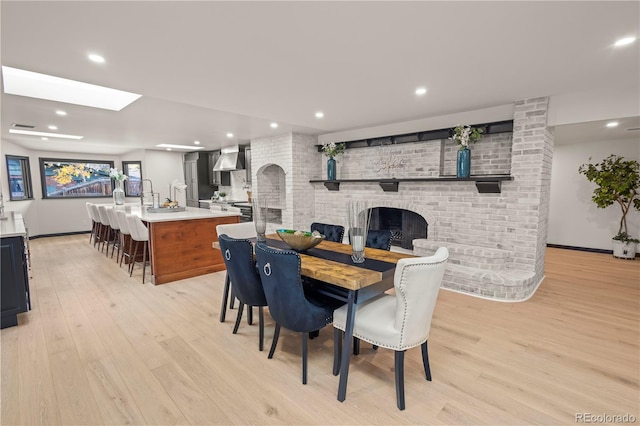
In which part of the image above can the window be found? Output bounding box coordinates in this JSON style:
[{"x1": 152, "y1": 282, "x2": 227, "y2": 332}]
[
  {"x1": 39, "y1": 158, "x2": 114, "y2": 199},
  {"x1": 5, "y1": 155, "x2": 33, "y2": 200},
  {"x1": 122, "y1": 161, "x2": 142, "y2": 197}
]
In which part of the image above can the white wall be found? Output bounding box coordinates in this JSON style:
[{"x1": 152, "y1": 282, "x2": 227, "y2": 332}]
[
  {"x1": 548, "y1": 137, "x2": 640, "y2": 250},
  {"x1": 0, "y1": 140, "x2": 185, "y2": 236}
]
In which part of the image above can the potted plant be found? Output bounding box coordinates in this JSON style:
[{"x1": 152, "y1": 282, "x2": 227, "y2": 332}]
[{"x1": 579, "y1": 154, "x2": 640, "y2": 259}]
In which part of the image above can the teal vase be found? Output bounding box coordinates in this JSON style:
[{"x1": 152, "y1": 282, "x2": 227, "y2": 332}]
[
  {"x1": 457, "y1": 148, "x2": 471, "y2": 178},
  {"x1": 327, "y1": 158, "x2": 336, "y2": 180}
]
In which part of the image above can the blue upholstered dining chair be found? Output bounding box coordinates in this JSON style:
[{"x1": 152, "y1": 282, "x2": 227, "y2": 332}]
[
  {"x1": 216, "y1": 222, "x2": 257, "y2": 323},
  {"x1": 217, "y1": 234, "x2": 268, "y2": 351},
  {"x1": 255, "y1": 243, "x2": 342, "y2": 384},
  {"x1": 332, "y1": 247, "x2": 449, "y2": 410},
  {"x1": 310, "y1": 222, "x2": 345, "y2": 243},
  {"x1": 366, "y1": 229, "x2": 393, "y2": 250}
]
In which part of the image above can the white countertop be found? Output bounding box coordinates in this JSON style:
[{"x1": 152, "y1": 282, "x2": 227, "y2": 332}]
[
  {"x1": 99, "y1": 204, "x2": 240, "y2": 223},
  {"x1": 0, "y1": 212, "x2": 27, "y2": 237}
]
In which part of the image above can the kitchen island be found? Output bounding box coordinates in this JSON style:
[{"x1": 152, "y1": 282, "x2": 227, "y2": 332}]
[{"x1": 121, "y1": 205, "x2": 240, "y2": 285}]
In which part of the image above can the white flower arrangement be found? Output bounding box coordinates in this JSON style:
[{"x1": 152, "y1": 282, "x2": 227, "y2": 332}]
[
  {"x1": 449, "y1": 125, "x2": 483, "y2": 150},
  {"x1": 321, "y1": 142, "x2": 346, "y2": 159},
  {"x1": 109, "y1": 168, "x2": 128, "y2": 181}
]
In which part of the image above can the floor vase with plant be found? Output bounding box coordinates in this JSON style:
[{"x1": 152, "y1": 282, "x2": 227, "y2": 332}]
[{"x1": 579, "y1": 154, "x2": 640, "y2": 259}]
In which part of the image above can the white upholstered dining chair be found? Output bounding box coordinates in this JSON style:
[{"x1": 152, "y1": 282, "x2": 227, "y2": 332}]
[{"x1": 332, "y1": 247, "x2": 449, "y2": 410}]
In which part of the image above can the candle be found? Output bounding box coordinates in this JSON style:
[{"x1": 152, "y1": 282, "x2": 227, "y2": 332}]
[{"x1": 352, "y1": 235, "x2": 364, "y2": 252}]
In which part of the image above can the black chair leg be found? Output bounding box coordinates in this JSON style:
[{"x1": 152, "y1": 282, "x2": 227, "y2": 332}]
[
  {"x1": 353, "y1": 337, "x2": 360, "y2": 355},
  {"x1": 421, "y1": 341, "x2": 432, "y2": 381},
  {"x1": 230, "y1": 288, "x2": 236, "y2": 309},
  {"x1": 247, "y1": 306, "x2": 253, "y2": 325},
  {"x1": 333, "y1": 328, "x2": 342, "y2": 375},
  {"x1": 395, "y1": 350, "x2": 406, "y2": 410},
  {"x1": 258, "y1": 306, "x2": 264, "y2": 351},
  {"x1": 219, "y1": 273, "x2": 230, "y2": 322},
  {"x1": 141, "y1": 240, "x2": 148, "y2": 284},
  {"x1": 233, "y1": 303, "x2": 244, "y2": 334},
  {"x1": 373, "y1": 345, "x2": 379, "y2": 350},
  {"x1": 129, "y1": 241, "x2": 139, "y2": 277},
  {"x1": 268, "y1": 323, "x2": 281, "y2": 359},
  {"x1": 301, "y1": 332, "x2": 308, "y2": 385}
]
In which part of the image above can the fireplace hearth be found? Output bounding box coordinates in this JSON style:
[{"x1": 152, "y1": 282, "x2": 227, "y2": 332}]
[{"x1": 369, "y1": 207, "x2": 427, "y2": 249}]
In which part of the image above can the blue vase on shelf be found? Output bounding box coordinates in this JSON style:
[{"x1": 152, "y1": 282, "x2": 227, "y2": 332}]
[
  {"x1": 327, "y1": 157, "x2": 336, "y2": 180},
  {"x1": 457, "y1": 148, "x2": 471, "y2": 178}
]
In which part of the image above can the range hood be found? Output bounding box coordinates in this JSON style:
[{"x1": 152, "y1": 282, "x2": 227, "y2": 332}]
[{"x1": 213, "y1": 147, "x2": 245, "y2": 171}]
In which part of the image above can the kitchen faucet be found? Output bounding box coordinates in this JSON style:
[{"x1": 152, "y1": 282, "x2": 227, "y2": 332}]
[{"x1": 141, "y1": 179, "x2": 154, "y2": 205}]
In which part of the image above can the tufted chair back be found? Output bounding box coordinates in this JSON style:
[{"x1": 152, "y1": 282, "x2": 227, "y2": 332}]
[
  {"x1": 310, "y1": 222, "x2": 345, "y2": 243},
  {"x1": 392, "y1": 247, "x2": 448, "y2": 348},
  {"x1": 366, "y1": 229, "x2": 393, "y2": 250}
]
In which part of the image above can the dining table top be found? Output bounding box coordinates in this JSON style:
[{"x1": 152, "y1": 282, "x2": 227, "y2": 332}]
[{"x1": 214, "y1": 233, "x2": 416, "y2": 291}]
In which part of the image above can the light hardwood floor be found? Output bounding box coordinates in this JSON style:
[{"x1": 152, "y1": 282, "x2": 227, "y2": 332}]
[{"x1": 2, "y1": 235, "x2": 638, "y2": 425}]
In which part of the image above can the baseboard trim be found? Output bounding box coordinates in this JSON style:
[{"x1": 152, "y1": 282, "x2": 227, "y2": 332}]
[
  {"x1": 29, "y1": 230, "x2": 91, "y2": 240},
  {"x1": 546, "y1": 243, "x2": 639, "y2": 258}
]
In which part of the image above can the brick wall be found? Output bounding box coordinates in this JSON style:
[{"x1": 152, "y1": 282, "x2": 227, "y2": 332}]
[{"x1": 251, "y1": 98, "x2": 553, "y2": 301}]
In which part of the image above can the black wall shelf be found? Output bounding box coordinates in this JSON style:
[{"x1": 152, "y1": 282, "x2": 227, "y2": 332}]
[
  {"x1": 310, "y1": 175, "x2": 513, "y2": 193},
  {"x1": 316, "y1": 120, "x2": 513, "y2": 152}
]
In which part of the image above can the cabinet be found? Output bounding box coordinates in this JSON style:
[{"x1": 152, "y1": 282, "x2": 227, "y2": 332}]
[
  {"x1": 244, "y1": 147, "x2": 252, "y2": 184},
  {"x1": 1, "y1": 236, "x2": 30, "y2": 329},
  {"x1": 208, "y1": 151, "x2": 231, "y2": 186},
  {"x1": 184, "y1": 154, "x2": 199, "y2": 207}
]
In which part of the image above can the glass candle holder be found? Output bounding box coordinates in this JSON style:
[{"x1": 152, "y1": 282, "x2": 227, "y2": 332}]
[{"x1": 252, "y1": 196, "x2": 268, "y2": 242}]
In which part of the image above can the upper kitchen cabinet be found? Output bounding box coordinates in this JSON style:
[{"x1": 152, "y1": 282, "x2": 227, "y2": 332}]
[
  {"x1": 208, "y1": 150, "x2": 231, "y2": 186},
  {"x1": 184, "y1": 152, "x2": 216, "y2": 207},
  {"x1": 244, "y1": 147, "x2": 252, "y2": 184}
]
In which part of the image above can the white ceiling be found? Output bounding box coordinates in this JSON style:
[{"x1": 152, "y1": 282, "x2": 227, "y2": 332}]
[{"x1": 1, "y1": 1, "x2": 639, "y2": 155}]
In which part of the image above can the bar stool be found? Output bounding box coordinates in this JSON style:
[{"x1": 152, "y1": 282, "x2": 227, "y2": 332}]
[
  {"x1": 97, "y1": 206, "x2": 114, "y2": 255},
  {"x1": 105, "y1": 208, "x2": 122, "y2": 260},
  {"x1": 89, "y1": 204, "x2": 103, "y2": 248},
  {"x1": 86, "y1": 202, "x2": 97, "y2": 244},
  {"x1": 125, "y1": 213, "x2": 151, "y2": 283},
  {"x1": 115, "y1": 210, "x2": 131, "y2": 268}
]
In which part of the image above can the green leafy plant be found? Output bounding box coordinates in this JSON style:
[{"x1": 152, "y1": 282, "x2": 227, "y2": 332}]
[
  {"x1": 449, "y1": 125, "x2": 483, "y2": 150},
  {"x1": 578, "y1": 154, "x2": 640, "y2": 240},
  {"x1": 321, "y1": 142, "x2": 346, "y2": 159}
]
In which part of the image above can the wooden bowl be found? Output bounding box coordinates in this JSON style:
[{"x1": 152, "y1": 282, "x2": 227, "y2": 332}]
[{"x1": 276, "y1": 229, "x2": 325, "y2": 251}]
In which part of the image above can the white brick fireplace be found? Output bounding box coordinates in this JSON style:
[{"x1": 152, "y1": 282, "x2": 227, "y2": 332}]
[{"x1": 250, "y1": 97, "x2": 553, "y2": 301}]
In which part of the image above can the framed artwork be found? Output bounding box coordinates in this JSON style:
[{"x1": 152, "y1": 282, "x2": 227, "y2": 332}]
[
  {"x1": 122, "y1": 161, "x2": 142, "y2": 197},
  {"x1": 39, "y1": 158, "x2": 114, "y2": 199}
]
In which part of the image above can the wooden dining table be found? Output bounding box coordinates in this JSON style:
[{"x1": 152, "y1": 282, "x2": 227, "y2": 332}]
[{"x1": 215, "y1": 233, "x2": 416, "y2": 402}]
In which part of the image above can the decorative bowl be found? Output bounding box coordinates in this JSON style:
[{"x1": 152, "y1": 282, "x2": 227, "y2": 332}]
[{"x1": 276, "y1": 229, "x2": 325, "y2": 251}]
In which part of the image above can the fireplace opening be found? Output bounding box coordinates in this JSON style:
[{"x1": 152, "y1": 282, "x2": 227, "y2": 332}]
[{"x1": 369, "y1": 207, "x2": 427, "y2": 249}]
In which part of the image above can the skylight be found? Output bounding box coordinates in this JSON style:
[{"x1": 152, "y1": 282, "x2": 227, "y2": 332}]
[{"x1": 1, "y1": 66, "x2": 142, "y2": 111}]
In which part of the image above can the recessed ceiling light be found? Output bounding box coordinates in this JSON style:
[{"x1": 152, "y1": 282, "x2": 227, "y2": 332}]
[
  {"x1": 166, "y1": 148, "x2": 172, "y2": 151},
  {"x1": 88, "y1": 53, "x2": 105, "y2": 63},
  {"x1": 55, "y1": 110, "x2": 67, "y2": 116},
  {"x1": 156, "y1": 144, "x2": 205, "y2": 150},
  {"x1": 48, "y1": 125, "x2": 58, "y2": 130},
  {"x1": 315, "y1": 112, "x2": 324, "y2": 118},
  {"x1": 1, "y1": 66, "x2": 141, "y2": 111},
  {"x1": 42, "y1": 137, "x2": 48, "y2": 141},
  {"x1": 614, "y1": 36, "x2": 637, "y2": 47},
  {"x1": 9, "y1": 129, "x2": 83, "y2": 139},
  {"x1": 415, "y1": 87, "x2": 427, "y2": 96},
  {"x1": 606, "y1": 121, "x2": 619, "y2": 128},
  {"x1": 270, "y1": 122, "x2": 278, "y2": 129},
  {"x1": 194, "y1": 140, "x2": 200, "y2": 145},
  {"x1": 226, "y1": 132, "x2": 234, "y2": 138}
]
